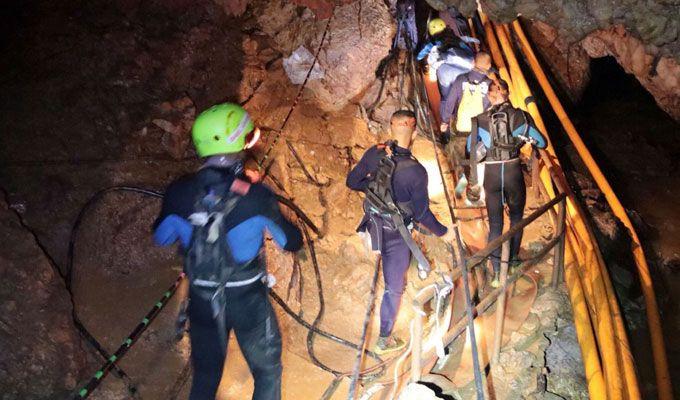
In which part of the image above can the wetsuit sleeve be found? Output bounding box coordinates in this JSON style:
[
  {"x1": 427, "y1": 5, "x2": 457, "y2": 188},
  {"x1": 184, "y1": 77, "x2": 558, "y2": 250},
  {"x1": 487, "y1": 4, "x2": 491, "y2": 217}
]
[
  {"x1": 512, "y1": 112, "x2": 547, "y2": 149},
  {"x1": 260, "y1": 189, "x2": 303, "y2": 252},
  {"x1": 525, "y1": 113, "x2": 547, "y2": 149},
  {"x1": 153, "y1": 177, "x2": 195, "y2": 248},
  {"x1": 441, "y1": 75, "x2": 464, "y2": 123},
  {"x1": 406, "y1": 165, "x2": 448, "y2": 236},
  {"x1": 346, "y1": 146, "x2": 378, "y2": 191}
]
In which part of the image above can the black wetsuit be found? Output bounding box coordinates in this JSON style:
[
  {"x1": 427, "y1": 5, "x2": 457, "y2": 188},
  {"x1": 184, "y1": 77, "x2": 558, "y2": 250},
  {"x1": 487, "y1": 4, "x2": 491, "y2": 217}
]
[
  {"x1": 468, "y1": 102, "x2": 547, "y2": 273},
  {"x1": 154, "y1": 166, "x2": 302, "y2": 400}
]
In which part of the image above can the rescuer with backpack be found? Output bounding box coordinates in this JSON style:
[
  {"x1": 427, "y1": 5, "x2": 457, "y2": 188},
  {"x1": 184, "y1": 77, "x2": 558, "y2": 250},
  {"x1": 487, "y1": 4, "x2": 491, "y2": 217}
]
[
  {"x1": 153, "y1": 103, "x2": 302, "y2": 400},
  {"x1": 417, "y1": 18, "x2": 477, "y2": 117},
  {"x1": 466, "y1": 80, "x2": 547, "y2": 288},
  {"x1": 346, "y1": 110, "x2": 455, "y2": 354}
]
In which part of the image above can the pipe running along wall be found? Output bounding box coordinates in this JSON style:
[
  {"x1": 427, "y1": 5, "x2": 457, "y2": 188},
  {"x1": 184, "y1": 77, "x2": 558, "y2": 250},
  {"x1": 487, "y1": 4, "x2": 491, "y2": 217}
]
[
  {"x1": 510, "y1": 20, "x2": 671, "y2": 400},
  {"x1": 478, "y1": 10, "x2": 651, "y2": 399}
]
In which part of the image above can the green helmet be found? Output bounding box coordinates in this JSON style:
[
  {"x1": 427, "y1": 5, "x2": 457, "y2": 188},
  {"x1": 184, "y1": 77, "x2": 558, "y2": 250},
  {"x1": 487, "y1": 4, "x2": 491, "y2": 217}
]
[{"x1": 191, "y1": 103, "x2": 254, "y2": 157}]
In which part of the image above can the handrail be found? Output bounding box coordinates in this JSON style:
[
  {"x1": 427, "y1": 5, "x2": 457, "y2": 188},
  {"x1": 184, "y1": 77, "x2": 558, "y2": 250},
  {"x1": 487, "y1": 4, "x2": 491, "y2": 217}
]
[
  {"x1": 409, "y1": 190, "x2": 567, "y2": 386},
  {"x1": 511, "y1": 19, "x2": 669, "y2": 400},
  {"x1": 493, "y1": 19, "x2": 633, "y2": 400},
  {"x1": 480, "y1": 11, "x2": 614, "y2": 399}
]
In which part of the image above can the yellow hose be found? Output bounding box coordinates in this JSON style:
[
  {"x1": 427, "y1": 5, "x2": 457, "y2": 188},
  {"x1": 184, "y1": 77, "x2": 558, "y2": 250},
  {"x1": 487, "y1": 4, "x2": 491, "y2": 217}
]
[
  {"x1": 511, "y1": 20, "x2": 669, "y2": 400},
  {"x1": 481, "y1": 11, "x2": 609, "y2": 399},
  {"x1": 493, "y1": 23, "x2": 627, "y2": 400}
]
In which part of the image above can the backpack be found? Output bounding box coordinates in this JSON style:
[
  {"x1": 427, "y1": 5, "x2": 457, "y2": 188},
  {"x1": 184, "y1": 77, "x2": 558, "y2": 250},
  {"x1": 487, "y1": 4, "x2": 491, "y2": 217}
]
[
  {"x1": 363, "y1": 142, "x2": 431, "y2": 276},
  {"x1": 455, "y1": 78, "x2": 488, "y2": 133},
  {"x1": 364, "y1": 142, "x2": 417, "y2": 217},
  {"x1": 488, "y1": 106, "x2": 527, "y2": 161},
  {"x1": 185, "y1": 177, "x2": 244, "y2": 350}
]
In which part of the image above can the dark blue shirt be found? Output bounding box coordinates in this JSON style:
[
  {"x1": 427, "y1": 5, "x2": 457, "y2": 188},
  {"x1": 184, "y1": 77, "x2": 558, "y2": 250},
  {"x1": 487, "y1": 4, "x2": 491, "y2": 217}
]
[{"x1": 346, "y1": 144, "x2": 448, "y2": 236}]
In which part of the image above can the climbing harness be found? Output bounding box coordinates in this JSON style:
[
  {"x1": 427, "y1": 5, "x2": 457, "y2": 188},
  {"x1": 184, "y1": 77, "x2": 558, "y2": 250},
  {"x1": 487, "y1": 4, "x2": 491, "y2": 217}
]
[
  {"x1": 363, "y1": 141, "x2": 431, "y2": 277},
  {"x1": 68, "y1": 185, "x2": 385, "y2": 399}
]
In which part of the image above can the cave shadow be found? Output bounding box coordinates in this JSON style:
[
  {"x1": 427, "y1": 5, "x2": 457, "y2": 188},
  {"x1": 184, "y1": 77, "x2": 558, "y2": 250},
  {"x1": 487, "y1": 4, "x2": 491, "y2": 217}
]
[{"x1": 0, "y1": 0, "x2": 247, "y2": 397}]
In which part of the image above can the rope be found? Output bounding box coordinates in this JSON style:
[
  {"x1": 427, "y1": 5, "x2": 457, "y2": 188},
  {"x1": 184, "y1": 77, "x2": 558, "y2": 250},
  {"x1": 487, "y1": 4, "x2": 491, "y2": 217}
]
[
  {"x1": 73, "y1": 273, "x2": 185, "y2": 399},
  {"x1": 408, "y1": 50, "x2": 487, "y2": 399},
  {"x1": 347, "y1": 255, "x2": 382, "y2": 399},
  {"x1": 258, "y1": 5, "x2": 336, "y2": 169}
]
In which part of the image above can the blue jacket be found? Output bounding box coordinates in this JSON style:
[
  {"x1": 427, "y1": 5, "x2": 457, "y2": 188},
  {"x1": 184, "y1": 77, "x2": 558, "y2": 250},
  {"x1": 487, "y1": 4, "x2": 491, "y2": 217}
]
[
  {"x1": 346, "y1": 144, "x2": 447, "y2": 236},
  {"x1": 467, "y1": 102, "x2": 547, "y2": 156},
  {"x1": 153, "y1": 167, "x2": 302, "y2": 264}
]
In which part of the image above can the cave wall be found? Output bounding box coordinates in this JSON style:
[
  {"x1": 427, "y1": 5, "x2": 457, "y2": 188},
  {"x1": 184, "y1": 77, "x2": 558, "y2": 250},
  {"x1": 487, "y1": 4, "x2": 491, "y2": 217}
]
[
  {"x1": 0, "y1": 197, "x2": 85, "y2": 399},
  {"x1": 428, "y1": 0, "x2": 680, "y2": 120}
]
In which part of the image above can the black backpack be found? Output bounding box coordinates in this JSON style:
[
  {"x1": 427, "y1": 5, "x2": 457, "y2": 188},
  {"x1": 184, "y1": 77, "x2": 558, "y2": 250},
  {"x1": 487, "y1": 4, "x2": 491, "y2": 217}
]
[
  {"x1": 488, "y1": 106, "x2": 527, "y2": 161},
  {"x1": 185, "y1": 177, "x2": 243, "y2": 349},
  {"x1": 364, "y1": 142, "x2": 417, "y2": 218}
]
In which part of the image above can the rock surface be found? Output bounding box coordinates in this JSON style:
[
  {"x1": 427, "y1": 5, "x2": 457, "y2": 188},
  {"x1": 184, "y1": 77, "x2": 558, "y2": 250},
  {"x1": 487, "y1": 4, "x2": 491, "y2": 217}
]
[
  {"x1": 254, "y1": 0, "x2": 395, "y2": 111},
  {"x1": 0, "y1": 197, "x2": 85, "y2": 399}
]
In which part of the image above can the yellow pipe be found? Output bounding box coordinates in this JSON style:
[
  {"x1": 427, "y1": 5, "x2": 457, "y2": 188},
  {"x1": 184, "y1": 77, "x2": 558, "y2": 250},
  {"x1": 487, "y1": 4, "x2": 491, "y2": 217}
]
[
  {"x1": 493, "y1": 20, "x2": 626, "y2": 400},
  {"x1": 512, "y1": 20, "x2": 668, "y2": 400},
  {"x1": 481, "y1": 10, "x2": 608, "y2": 399},
  {"x1": 478, "y1": 12, "x2": 520, "y2": 108}
]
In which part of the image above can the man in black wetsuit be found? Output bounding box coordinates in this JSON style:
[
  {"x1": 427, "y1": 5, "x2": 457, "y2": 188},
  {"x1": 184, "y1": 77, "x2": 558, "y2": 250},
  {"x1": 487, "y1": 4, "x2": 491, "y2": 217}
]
[
  {"x1": 347, "y1": 110, "x2": 454, "y2": 354},
  {"x1": 153, "y1": 103, "x2": 302, "y2": 400},
  {"x1": 466, "y1": 80, "x2": 547, "y2": 287}
]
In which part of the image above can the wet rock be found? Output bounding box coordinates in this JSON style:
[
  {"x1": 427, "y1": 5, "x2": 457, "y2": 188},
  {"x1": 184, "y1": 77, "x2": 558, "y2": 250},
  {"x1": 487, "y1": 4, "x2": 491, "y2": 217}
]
[
  {"x1": 427, "y1": 1, "x2": 679, "y2": 120},
  {"x1": 0, "y1": 198, "x2": 85, "y2": 399},
  {"x1": 255, "y1": 0, "x2": 395, "y2": 112},
  {"x1": 545, "y1": 325, "x2": 589, "y2": 399}
]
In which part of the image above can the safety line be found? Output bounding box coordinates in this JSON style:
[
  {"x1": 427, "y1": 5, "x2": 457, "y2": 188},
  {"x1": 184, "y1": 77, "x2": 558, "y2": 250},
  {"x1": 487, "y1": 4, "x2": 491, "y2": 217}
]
[{"x1": 258, "y1": 5, "x2": 336, "y2": 169}]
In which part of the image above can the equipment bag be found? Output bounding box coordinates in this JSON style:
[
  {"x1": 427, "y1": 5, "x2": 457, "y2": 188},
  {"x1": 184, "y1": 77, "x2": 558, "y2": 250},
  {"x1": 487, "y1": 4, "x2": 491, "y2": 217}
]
[
  {"x1": 185, "y1": 179, "x2": 244, "y2": 351},
  {"x1": 488, "y1": 107, "x2": 527, "y2": 161},
  {"x1": 455, "y1": 79, "x2": 488, "y2": 133},
  {"x1": 364, "y1": 143, "x2": 431, "y2": 275}
]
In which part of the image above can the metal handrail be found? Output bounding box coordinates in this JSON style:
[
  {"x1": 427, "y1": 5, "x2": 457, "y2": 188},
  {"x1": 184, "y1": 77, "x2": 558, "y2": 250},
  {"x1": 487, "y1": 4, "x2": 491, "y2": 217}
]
[{"x1": 409, "y1": 191, "x2": 568, "y2": 386}]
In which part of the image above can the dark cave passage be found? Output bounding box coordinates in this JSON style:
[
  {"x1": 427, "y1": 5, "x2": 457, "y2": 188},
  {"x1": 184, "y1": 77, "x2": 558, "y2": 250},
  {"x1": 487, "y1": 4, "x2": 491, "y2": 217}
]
[{"x1": 574, "y1": 55, "x2": 680, "y2": 397}]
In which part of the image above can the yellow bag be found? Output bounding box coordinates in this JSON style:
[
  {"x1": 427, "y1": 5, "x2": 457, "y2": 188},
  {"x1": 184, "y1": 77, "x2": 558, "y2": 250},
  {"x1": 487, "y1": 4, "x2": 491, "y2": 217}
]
[{"x1": 455, "y1": 80, "x2": 489, "y2": 133}]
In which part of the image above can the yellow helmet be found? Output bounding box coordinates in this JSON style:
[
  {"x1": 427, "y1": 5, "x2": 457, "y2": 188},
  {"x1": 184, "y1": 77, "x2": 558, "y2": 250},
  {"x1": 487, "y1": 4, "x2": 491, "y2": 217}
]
[{"x1": 428, "y1": 18, "x2": 447, "y2": 36}]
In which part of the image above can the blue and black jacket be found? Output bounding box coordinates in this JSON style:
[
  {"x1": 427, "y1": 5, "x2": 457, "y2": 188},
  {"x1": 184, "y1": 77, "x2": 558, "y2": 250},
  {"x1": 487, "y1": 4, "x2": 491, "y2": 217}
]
[
  {"x1": 346, "y1": 144, "x2": 448, "y2": 237},
  {"x1": 153, "y1": 167, "x2": 303, "y2": 278},
  {"x1": 466, "y1": 101, "x2": 547, "y2": 159}
]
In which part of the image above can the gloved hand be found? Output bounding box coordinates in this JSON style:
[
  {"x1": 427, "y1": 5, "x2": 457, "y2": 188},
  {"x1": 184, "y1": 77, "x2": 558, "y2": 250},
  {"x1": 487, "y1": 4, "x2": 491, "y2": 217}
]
[
  {"x1": 519, "y1": 134, "x2": 537, "y2": 145},
  {"x1": 467, "y1": 184, "x2": 482, "y2": 203}
]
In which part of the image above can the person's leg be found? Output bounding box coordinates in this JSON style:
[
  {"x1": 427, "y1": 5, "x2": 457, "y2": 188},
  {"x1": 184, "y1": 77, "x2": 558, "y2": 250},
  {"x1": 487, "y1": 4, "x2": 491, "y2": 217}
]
[
  {"x1": 230, "y1": 283, "x2": 282, "y2": 400},
  {"x1": 379, "y1": 227, "x2": 412, "y2": 338},
  {"x1": 484, "y1": 163, "x2": 504, "y2": 275},
  {"x1": 503, "y1": 161, "x2": 527, "y2": 262},
  {"x1": 188, "y1": 290, "x2": 229, "y2": 400}
]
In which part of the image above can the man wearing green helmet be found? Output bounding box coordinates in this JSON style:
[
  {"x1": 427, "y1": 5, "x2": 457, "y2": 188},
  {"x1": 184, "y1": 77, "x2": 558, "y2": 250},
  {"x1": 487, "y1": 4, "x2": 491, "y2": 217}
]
[{"x1": 153, "y1": 102, "x2": 301, "y2": 400}]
